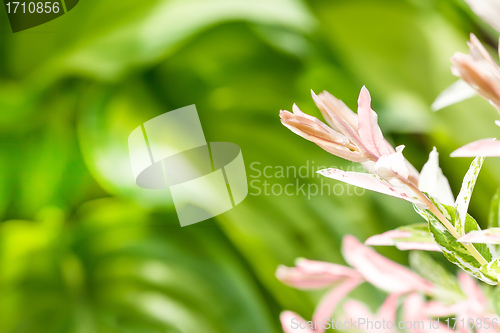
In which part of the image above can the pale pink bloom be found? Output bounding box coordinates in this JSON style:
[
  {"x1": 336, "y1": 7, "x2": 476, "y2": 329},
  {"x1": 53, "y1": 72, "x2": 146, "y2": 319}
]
[
  {"x1": 312, "y1": 278, "x2": 362, "y2": 326},
  {"x1": 279, "y1": 280, "x2": 362, "y2": 333},
  {"x1": 276, "y1": 258, "x2": 362, "y2": 290},
  {"x1": 277, "y1": 263, "x2": 362, "y2": 333},
  {"x1": 278, "y1": 236, "x2": 435, "y2": 333},
  {"x1": 280, "y1": 87, "x2": 419, "y2": 181},
  {"x1": 365, "y1": 229, "x2": 441, "y2": 252},
  {"x1": 319, "y1": 146, "x2": 454, "y2": 207},
  {"x1": 423, "y1": 273, "x2": 498, "y2": 332},
  {"x1": 451, "y1": 34, "x2": 500, "y2": 113},
  {"x1": 464, "y1": 0, "x2": 500, "y2": 33},
  {"x1": 317, "y1": 167, "x2": 422, "y2": 204},
  {"x1": 451, "y1": 138, "x2": 500, "y2": 157},
  {"x1": 342, "y1": 236, "x2": 434, "y2": 294}
]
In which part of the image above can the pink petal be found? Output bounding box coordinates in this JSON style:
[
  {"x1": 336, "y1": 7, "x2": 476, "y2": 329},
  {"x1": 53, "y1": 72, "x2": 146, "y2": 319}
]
[
  {"x1": 280, "y1": 311, "x2": 314, "y2": 333},
  {"x1": 357, "y1": 86, "x2": 392, "y2": 157},
  {"x1": 276, "y1": 259, "x2": 361, "y2": 290},
  {"x1": 342, "y1": 236, "x2": 434, "y2": 294},
  {"x1": 377, "y1": 293, "x2": 401, "y2": 324},
  {"x1": 343, "y1": 299, "x2": 377, "y2": 324},
  {"x1": 366, "y1": 230, "x2": 441, "y2": 251},
  {"x1": 374, "y1": 146, "x2": 410, "y2": 185},
  {"x1": 317, "y1": 169, "x2": 422, "y2": 205},
  {"x1": 395, "y1": 242, "x2": 441, "y2": 252},
  {"x1": 312, "y1": 278, "x2": 361, "y2": 325},
  {"x1": 296, "y1": 259, "x2": 361, "y2": 279},
  {"x1": 451, "y1": 138, "x2": 500, "y2": 157},
  {"x1": 458, "y1": 229, "x2": 500, "y2": 244},
  {"x1": 365, "y1": 230, "x2": 412, "y2": 246}
]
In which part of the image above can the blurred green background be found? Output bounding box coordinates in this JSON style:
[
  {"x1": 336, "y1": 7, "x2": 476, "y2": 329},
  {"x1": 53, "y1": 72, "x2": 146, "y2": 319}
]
[{"x1": 1, "y1": 0, "x2": 500, "y2": 332}]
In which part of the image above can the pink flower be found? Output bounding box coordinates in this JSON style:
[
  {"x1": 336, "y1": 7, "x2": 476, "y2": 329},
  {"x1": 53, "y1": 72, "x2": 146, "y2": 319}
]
[
  {"x1": 451, "y1": 34, "x2": 500, "y2": 113},
  {"x1": 278, "y1": 236, "x2": 435, "y2": 333},
  {"x1": 276, "y1": 258, "x2": 362, "y2": 290},
  {"x1": 277, "y1": 259, "x2": 363, "y2": 333},
  {"x1": 342, "y1": 236, "x2": 434, "y2": 294},
  {"x1": 281, "y1": 87, "x2": 447, "y2": 205},
  {"x1": 365, "y1": 229, "x2": 441, "y2": 252},
  {"x1": 424, "y1": 273, "x2": 498, "y2": 332},
  {"x1": 280, "y1": 87, "x2": 416, "y2": 175}
]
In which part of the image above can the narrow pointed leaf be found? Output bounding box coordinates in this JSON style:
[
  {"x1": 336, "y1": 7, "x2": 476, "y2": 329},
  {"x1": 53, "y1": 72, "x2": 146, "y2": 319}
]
[
  {"x1": 489, "y1": 187, "x2": 500, "y2": 229},
  {"x1": 455, "y1": 156, "x2": 484, "y2": 235}
]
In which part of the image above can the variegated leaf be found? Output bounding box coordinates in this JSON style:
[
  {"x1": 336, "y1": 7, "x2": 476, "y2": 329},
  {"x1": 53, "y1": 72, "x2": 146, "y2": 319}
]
[
  {"x1": 414, "y1": 198, "x2": 496, "y2": 285},
  {"x1": 489, "y1": 187, "x2": 500, "y2": 229},
  {"x1": 409, "y1": 251, "x2": 464, "y2": 302},
  {"x1": 455, "y1": 156, "x2": 485, "y2": 235},
  {"x1": 365, "y1": 223, "x2": 440, "y2": 251},
  {"x1": 480, "y1": 258, "x2": 500, "y2": 283}
]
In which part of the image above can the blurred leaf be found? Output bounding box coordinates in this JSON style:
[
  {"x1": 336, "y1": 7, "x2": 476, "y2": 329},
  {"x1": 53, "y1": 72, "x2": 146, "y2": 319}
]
[{"x1": 489, "y1": 187, "x2": 500, "y2": 229}]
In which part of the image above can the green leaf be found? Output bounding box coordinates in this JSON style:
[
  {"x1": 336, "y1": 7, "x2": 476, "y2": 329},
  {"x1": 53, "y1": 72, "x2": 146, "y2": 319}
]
[
  {"x1": 409, "y1": 251, "x2": 463, "y2": 303},
  {"x1": 493, "y1": 287, "x2": 500, "y2": 317},
  {"x1": 455, "y1": 156, "x2": 484, "y2": 235},
  {"x1": 414, "y1": 198, "x2": 496, "y2": 285},
  {"x1": 489, "y1": 187, "x2": 500, "y2": 229},
  {"x1": 480, "y1": 258, "x2": 500, "y2": 284}
]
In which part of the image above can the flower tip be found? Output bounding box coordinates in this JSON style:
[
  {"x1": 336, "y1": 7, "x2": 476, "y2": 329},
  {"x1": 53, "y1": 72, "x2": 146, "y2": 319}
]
[
  {"x1": 343, "y1": 235, "x2": 359, "y2": 248},
  {"x1": 275, "y1": 265, "x2": 288, "y2": 280},
  {"x1": 395, "y1": 145, "x2": 405, "y2": 153},
  {"x1": 358, "y1": 86, "x2": 371, "y2": 106},
  {"x1": 292, "y1": 103, "x2": 302, "y2": 114}
]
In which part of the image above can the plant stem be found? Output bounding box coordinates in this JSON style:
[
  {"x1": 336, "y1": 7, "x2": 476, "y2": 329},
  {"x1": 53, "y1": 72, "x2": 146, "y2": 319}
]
[{"x1": 403, "y1": 179, "x2": 488, "y2": 265}]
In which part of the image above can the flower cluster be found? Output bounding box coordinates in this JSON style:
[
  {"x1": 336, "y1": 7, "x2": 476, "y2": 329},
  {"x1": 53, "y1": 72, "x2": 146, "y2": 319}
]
[
  {"x1": 278, "y1": 237, "x2": 498, "y2": 333},
  {"x1": 277, "y1": 1, "x2": 500, "y2": 330}
]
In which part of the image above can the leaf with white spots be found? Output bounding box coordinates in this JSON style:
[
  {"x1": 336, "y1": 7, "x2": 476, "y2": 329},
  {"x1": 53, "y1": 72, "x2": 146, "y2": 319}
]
[
  {"x1": 489, "y1": 187, "x2": 500, "y2": 229},
  {"x1": 414, "y1": 198, "x2": 496, "y2": 285},
  {"x1": 455, "y1": 156, "x2": 484, "y2": 235}
]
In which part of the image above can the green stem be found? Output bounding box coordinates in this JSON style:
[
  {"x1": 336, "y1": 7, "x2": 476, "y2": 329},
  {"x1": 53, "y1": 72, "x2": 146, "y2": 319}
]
[{"x1": 403, "y1": 178, "x2": 488, "y2": 266}]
